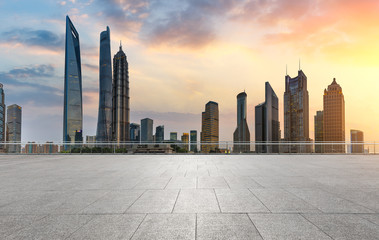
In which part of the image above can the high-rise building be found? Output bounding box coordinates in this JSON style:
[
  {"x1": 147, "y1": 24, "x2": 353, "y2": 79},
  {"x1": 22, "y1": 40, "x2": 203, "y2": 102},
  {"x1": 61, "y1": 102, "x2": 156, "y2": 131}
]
[
  {"x1": 6, "y1": 104, "x2": 22, "y2": 153},
  {"x1": 112, "y1": 43, "x2": 130, "y2": 143},
  {"x1": 181, "y1": 133, "x2": 189, "y2": 151},
  {"x1": 155, "y1": 125, "x2": 164, "y2": 143},
  {"x1": 284, "y1": 69, "x2": 310, "y2": 153},
  {"x1": 170, "y1": 132, "x2": 177, "y2": 141},
  {"x1": 96, "y1": 26, "x2": 112, "y2": 143},
  {"x1": 0, "y1": 83, "x2": 5, "y2": 151},
  {"x1": 255, "y1": 82, "x2": 280, "y2": 153},
  {"x1": 190, "y1": 130, "x2": 197, "y2": 152},
  {"x1": 201, "y1": 101, "x2": 219, "y2": 153},
  {"x1": 86, "y1": 135, "x2": 96, "y2": 148},
  {"x1": 141, "y1": 118, "x2": 153, "y2": 142},
  {"x1": 350, "y1": 129, "x2": 364, "y2": 153},
  {"x1": 63, "y1": 16, "x2": 83, "y2": 149},
  {"x1": 314, "y1": 111, "x2": 324, "y2": 153},
  {"x1": 233, "y1": 91, "x2": 250, "y2": 153},
  {"x1": 43, "y1": 142, "x2": 59, "y2": 154},
  {"x1": 323, "y1": 78, "x2": 345, "y2": 153},
  {"x1": 130, "y1": 123, "x2": 140, "y2": 142}
]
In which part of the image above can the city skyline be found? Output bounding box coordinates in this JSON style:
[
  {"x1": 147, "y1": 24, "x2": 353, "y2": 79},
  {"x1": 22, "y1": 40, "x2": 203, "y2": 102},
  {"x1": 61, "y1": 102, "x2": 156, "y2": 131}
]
[{"x1": 0, "y1": 1, "x2": 379, "y2": 142}]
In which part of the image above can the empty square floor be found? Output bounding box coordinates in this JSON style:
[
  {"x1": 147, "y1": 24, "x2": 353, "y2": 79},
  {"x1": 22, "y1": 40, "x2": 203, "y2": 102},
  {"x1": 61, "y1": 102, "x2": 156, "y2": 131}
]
[{"x1": 0, "y1": 154, "x2": 379, "y2": 239}]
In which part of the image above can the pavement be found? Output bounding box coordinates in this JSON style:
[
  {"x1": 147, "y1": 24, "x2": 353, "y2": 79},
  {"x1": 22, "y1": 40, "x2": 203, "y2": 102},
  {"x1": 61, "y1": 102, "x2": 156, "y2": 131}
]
[{"x1": 0, "y1": 154, "x2": 379, "y2": 239}]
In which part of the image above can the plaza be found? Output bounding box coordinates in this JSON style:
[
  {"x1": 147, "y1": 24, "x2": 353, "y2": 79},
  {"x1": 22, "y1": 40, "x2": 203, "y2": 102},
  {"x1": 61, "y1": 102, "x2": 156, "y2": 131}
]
[{"x1": 0, "y1": 154, "x2": 379, "y2": 239}]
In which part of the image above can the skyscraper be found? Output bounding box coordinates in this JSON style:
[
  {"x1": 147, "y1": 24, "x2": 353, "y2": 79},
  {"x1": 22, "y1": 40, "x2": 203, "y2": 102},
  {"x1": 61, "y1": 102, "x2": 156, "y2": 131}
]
[
  {"x1": 0, "y1": 83, "x2": 5, "y2": 151},
  {"x1": 350, "y1": 129, "x2": 364, "y2": 153},
  {"x1": 284, "y1": 69, "x2": 310, "y2": 153},
  {"x1": 130, "y1": 123, "x2": 140, "y2": 142},
  {"x1": 314, "y1": 111, "x2": 324, "y2": 153},
  {"x1": 233, "y1": 91, "x2": 250, "y2": 153},
  {"x1": 201, "y1": 101, "x2": 219, "y2": 153},
  {"x1": 181, "y1": 133, "x2": 189, "y2": 151},
  {"x1": 255, "y1": 82, "x2": 280, "y2": 153},
  {"x1": 96, "y1": 26, "x2": 112, "y2": 143},
  {"x1": 6, "y1": 104, "x2": 21, "y2": 153},
  {"x1": 155, "y1": 125, "x2": 164, "y2": 143},
  {"x1": 64, "y1": 16, "x2": 83, "y2": 149},
  {"x1": 112, "y1": 43, "x2": 130, "y2": 143},
  {"x1": 324, "y1": 78, "x2": 345, "y2": 153},
  {"x1": 141, "y1": 118, "x2": 153, "y2": 142},
  {"x1": 190, "y1": 130, "x2": 197, "y2": 152},
  {"x1": 170, "y1": 132, "x2": 177, "y2": 141}
]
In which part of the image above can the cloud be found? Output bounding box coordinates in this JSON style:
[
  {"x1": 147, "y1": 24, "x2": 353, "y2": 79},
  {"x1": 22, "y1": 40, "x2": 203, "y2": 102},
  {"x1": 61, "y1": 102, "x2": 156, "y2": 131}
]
[{"x1": 0, "y1": 28, "x2": 64, "y2": 51}]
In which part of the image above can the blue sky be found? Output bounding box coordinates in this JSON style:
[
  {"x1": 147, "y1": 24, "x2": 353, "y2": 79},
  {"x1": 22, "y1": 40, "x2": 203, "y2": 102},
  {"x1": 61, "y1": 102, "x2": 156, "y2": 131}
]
[{"x1": 1, "y1": 0, "x2": 379, "y2": 142}]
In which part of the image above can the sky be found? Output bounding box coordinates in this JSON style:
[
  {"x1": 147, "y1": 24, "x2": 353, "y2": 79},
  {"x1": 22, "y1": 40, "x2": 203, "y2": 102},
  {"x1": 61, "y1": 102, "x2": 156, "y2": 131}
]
[{"x1": 0, "y1": 0, "x2": 378, "y2": 143}]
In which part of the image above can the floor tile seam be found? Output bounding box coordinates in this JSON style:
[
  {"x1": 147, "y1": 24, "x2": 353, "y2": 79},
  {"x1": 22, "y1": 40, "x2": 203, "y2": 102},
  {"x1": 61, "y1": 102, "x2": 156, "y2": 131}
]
[
  {"x1": 223, "y1": 177, "x2": 231, "y2": 189},
  {"x1": 3, "y1": 214, "x2": 49, "y2": 239},
  {"x1": 124, "y1": 190, "x2": 148, "y2": 214},
  {"x1": 356, "y1": 215, "x2": 379, "y2": 227},
  {"x1": 171, "y1": 189, "x2": 181, "y2": 213},
  {"x1": 247, "y1": 176, "x2": 265, "y2": 188},
  {"x1": 63, "y1": 214, "x2": 97, "y2": 240},
  {"x1": 213, "y1": 189, "x2": 222, "y2": 213},
  {"x1": 247, "y1": 188, "x2": 272, "y2": 213},
  {"x1": 195, "y1": 213, "x2": 198, "y2": 240},
  {"x1": 163, "y1": 177, "x2": 173, "y2": 189},
  {"x1": 129, "y1": 213, "x2": 148, "y2": 240},
  {"x1": 246, "y1": 213, "x2": 265, "y2": 240},
  {"x1": 281, "y1": 188, "x2": 326, "y2": 213},
  {"x1": 299, "y1": 213, "x2": 336, "y2": 240}
]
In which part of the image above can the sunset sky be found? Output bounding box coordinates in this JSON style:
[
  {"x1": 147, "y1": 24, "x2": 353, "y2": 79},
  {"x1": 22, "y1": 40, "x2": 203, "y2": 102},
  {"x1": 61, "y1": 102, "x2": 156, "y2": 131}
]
[{"x1": 0, "y1": 0, "x2": 379, "y2": 142}]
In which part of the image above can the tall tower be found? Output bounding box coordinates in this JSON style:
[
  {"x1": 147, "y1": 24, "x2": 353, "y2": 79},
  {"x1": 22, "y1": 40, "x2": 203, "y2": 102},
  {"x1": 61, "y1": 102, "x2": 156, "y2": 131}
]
[
  {"x1": 155, "y1": 125, "x2": 164, "y2": 142},
  {"x1": 6, "y1": 104, "x2": 22, "y2": 153},
  {"x1": 323, "y1": 78, "x2": 345, "y2": 153},
  {"x1": 96, "y1": 26, "x2": 112, "y2": 143},
  {"x1": 0, "y1": 84, "x2": 5, "y2": 151},
  {"x1": 63, "y1": 16, "x2": 83, "y2": 148},
  {"x1": 141, "y1": 118, "x2": 153, "y2": 142},
  {"x1": 284, "y1": 69, "x2": 310, "y2": 152},
  {"x1": 190, "y1": 130, "x2": 198, "y2": 152},
  {"x1": 233, "y1": 92, "x2": 250, "y2": 153},
  {"x1": 314, "y1": 110, "x2": 324, "y2": 153},
  {"x1": 201, "y1": 101, "x2": 219, "y2": 153},
  {"x1": 255, "y1": 82, "x2": 280, "y2": 153},
  {"x1": 112, "y1": 43, "x2": 130, "y2": 143}
]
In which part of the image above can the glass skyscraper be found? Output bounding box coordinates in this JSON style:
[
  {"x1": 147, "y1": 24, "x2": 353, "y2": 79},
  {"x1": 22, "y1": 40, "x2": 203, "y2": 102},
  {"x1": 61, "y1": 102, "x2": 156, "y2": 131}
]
[
  {"x1": 0, "y1": 83, "x2": 5, "y2": 151},
  {"x1": 96, "y1": 26, "x2": 112, "y2": 143},
  {"x1": 141, "y1": 118, "x2": 153, "y2": 142},
  {"x1": 314, "y1": 110, "x2": 324, "y2": 153},
  {"x1": 190, "y1": 130, "x2": 197, "y2": 152},
  {"x1": 201, "y1": 101, "x2": 219, "y2": 153},
  {"x1": 6, "y1": 104, "x2": 22, "y2": 153},
  {"x1": 255, "y1": 82, "x2": 280, "y2": 153},
  {"x1": 112, "y1": 43, "x2": 130, "y2": 143},
  {"x1": 130, "y1": 123, "x2": 140, "y2": 142},
  {"x1": 233, "y1": 92, "x2": 250, "y2": 153},
  {"x1": 63, "y1": 16, "x2": 83, "y2": 148},
  {"x1": 155, "y1": 125, "x2": 164, "y2": 143}
]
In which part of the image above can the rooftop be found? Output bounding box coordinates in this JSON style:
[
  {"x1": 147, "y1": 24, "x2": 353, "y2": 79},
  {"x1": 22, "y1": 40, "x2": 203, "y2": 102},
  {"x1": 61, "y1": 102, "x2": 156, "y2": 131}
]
[{"x1": 1, "y1": 155, "x2": 379, "y2": 239}]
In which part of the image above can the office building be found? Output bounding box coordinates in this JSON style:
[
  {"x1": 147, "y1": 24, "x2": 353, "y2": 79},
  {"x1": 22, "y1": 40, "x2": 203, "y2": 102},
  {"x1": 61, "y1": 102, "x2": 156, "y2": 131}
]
[
  {"x1": 63, "y1": 16, "x2": 83, "y2": 148},
  {"x1": 255, "y1": 82, "x2": 280, "y2": 153},
  {"x1": 130, "y1": 123, "x2": 140, "y2": 142},
  {"x1": 86, "y1": 135, "x2": 96, "y2": 148},
  {"x1": 112, "y1": 43, "x2": 130, "y2": 143},
  {"x1": 201, "y1": 101, "x2": 219, "y2": 153},
  {"x1": 170, "y1": 132, "x2": 178, "y2": 141},
  {"x1": 155, "y1": 125, "x2": 164, "y2": 143},
  {"x1": 141, "y1": 118, "x2": 153, "y2": 142},
  {"x1": 6, "y1": 104, "x2": 22, "y2": 153},
  {"x1": 190, "y1": 130, "x2": 197, "y2": 152},
  {"x1": 181, "y1": 133, "x2": 189, "y2": 151},
  {"x1": 96, "y1": 26, "x2": 112, "y2": 143},
  {"x1": 233, "y1": 91, "x2": 250, "y2": 153},
  {"x1": 351, "y1": 129, "x2": 364, "y2": 153},
  {"x1": 284, "y1": 69, "x2": 310, "y2": 152},
  {"x1": 323, "y1": 78, "x2": 345, "y2": 153},
  {"x1": 314, "y1": 111, "x2": 324, "y2": 153},
  {"x1": 0, "y1": 83, "x2": 5, "y2": 151}
]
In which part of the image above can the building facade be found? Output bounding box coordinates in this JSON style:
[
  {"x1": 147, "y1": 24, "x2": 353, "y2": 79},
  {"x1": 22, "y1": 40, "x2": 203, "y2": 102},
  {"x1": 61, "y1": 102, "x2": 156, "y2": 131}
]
[
  {"x1": 233, "y1": 92, "x2": 250, "y2": 153},
  {"x1": 130, "y1": 123, "x2": 140, "y2": 142},
  {"x1": 63, "y1": 16, "x2": 83, "y2": 148},
  {"x1": 284, "y1": 70, "x2": 310, "y2": 153},
  {"x1": 6, "y1": 104, "x2": 22, "y2": 153},
  {"x1": 181, "y1": 133, "x2": 189, "y2": 151},
  {"x1": 86, "y1": 135, "x2": 96, "y2": 148},
  {"x1": 112, "y1": 43, "x2": 130, "y2": 143},
  {"x1": 201, "y1": 101, "x2": 219, "y2": 153},
  {"x1": 323, "y1": 78, "x2": 345, "y2": 153},
  {"x1": 190, "y1": 130, "x2": 197, "y2": 152},
  {"x1": 0, "y1": 83, "x2": 5, "y2": 151},
  {"x1": 314, "y1": 111, "x2": 324, "y2": 153},
  {"x1": 170, "y1": 132, "x2": 177, "y2": 141},
  {"x1": 96, "y1": 26, "x2": 112, "y2": 143},
  {"x1": 155, "y1": 125, "x2": 164, "y2": 143},
  {"x1": 141, "y1": 118, "x2": 153, "y2": 142},
  {"x1": 255, "y1": 82, "x2": 280, "y2": 153},
  {"x1": 350, "y1": 129, "x2": 364, "y2": 153}
]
